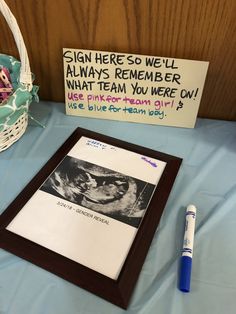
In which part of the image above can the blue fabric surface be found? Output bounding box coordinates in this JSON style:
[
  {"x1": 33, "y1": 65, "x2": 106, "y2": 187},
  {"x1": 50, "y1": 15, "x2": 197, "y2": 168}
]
[{"x1": 0, "y1": 101, "x2": 236, "y2": 314}]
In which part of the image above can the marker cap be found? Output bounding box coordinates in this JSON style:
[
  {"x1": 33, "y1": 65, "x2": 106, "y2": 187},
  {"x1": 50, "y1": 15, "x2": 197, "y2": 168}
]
[{"x1": 179, "y1": 256, "x2": 192, "y2": 292}]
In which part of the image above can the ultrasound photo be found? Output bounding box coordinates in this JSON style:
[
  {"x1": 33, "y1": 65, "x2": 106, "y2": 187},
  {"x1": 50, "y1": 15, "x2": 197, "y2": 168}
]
[{"x1": 40, "y1": 156, "x2": 156, "y2": 227}]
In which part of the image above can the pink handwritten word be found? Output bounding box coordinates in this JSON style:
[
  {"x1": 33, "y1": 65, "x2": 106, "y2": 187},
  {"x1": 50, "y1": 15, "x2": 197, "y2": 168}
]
[
  {"x1": 87, "y1": 94, "x2": 121, "y2": 103},
  {"x1": 154, "y1": 99, "x2": 174, "y2": 110},
  {"x1": 123, "y1": 96, "x2": 151, "y2": 106},
  {"x1": 141, "y1": 156, "x2": 157, "y2": 168}
]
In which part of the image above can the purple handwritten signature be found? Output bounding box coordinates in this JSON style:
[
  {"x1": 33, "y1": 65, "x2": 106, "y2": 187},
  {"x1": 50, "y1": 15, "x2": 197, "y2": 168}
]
[{"x1": 141, "y1": 156, "x2": 158, "y2": 168}]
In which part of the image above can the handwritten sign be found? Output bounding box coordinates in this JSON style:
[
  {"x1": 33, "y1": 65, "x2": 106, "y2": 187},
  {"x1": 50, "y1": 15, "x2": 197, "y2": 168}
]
[{"x1": 63, "y1": 49, "x2": 209, "y2": 128}]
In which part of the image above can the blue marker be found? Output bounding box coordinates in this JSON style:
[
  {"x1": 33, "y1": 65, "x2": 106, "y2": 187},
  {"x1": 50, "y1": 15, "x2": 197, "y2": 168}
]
[{"x1": 179, "y1": 204, "x2": 197, "y2": 292}]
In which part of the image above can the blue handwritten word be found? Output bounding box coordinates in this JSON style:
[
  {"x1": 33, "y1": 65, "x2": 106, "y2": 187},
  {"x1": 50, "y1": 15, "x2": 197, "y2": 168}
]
[
  {"x1": 86, "y1": 139, "x2": 107, "y2": 149},
  {"x1": 141, "y1": 156, "x2": 158, "y2": 168}
]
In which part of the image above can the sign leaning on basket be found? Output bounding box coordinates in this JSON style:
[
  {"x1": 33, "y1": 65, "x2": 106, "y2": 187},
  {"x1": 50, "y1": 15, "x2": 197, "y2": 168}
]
[{"x1": 0, "y1": 0, "x2": 39, "y2": 152}]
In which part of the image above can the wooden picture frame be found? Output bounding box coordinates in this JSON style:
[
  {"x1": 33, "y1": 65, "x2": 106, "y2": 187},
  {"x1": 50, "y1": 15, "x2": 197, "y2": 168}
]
[{"x1": 0, "y1": 127, "x2": 182, "y2": 309}]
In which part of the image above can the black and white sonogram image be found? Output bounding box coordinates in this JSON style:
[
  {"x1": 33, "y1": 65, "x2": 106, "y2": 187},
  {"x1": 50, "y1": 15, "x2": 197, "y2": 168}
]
[{"x1": 40, "y1": 156, "x2": 156, "y2": 227}]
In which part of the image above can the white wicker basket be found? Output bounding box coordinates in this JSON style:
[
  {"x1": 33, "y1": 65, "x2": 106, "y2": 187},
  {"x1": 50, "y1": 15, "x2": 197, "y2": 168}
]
[{"x1": 0, "y1": 0, "x2": 33, "y2": 152}]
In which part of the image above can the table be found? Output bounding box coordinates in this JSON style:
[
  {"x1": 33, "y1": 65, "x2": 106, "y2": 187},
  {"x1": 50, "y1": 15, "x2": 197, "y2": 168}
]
[{"x1": 0, "y1": 101, "x2": 236, "y2": 314}]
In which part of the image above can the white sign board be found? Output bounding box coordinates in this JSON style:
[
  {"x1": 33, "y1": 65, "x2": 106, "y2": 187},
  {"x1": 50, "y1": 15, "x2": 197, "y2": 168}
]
[{"x1": 63, "y1": 49, "x2": 209, "y2": 128}]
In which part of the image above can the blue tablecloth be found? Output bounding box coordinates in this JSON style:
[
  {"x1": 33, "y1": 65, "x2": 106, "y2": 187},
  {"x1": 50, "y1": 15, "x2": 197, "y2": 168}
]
[{"x1": 0, "y1": 101, "x2": 236, "y2": 314}]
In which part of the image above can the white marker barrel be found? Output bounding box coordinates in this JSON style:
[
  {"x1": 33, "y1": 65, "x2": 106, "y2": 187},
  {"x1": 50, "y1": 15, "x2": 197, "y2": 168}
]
[{"x1": 179, "y1": 204, "x2": 197, "y2": 292}]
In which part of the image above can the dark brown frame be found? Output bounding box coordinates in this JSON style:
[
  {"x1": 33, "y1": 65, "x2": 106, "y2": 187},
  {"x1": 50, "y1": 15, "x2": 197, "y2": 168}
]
[{"x1": 0, "y1": 127, "x2": 182, "y2": 309}]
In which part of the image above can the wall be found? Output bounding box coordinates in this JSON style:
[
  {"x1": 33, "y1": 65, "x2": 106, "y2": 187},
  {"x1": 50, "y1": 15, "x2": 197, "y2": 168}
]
[{"x1": 0, "y1": 0, "x2": 235, "y2": 120}]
